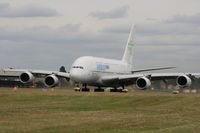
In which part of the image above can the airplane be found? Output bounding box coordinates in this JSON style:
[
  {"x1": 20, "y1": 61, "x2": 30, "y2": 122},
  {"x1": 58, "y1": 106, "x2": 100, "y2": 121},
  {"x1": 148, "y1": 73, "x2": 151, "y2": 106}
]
[{"x1": 1, "y1": 25, "x2": 199, "y2": 91}]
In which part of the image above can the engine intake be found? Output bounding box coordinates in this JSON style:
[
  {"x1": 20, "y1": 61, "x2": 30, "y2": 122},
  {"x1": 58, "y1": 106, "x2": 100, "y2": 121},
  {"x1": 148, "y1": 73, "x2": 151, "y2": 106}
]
[
  {"x1": 19, "y1": 72, "x2": 34, "y2": 83},
  {"x1": 176, "y1": 75, "x2": 192, "y2": 87},
  {"x1": 44, "y1": 74, "x2": 59, "y2": 87},
  {"x1": 136, "y1": 77, "x2": 151, "y2": 89}
]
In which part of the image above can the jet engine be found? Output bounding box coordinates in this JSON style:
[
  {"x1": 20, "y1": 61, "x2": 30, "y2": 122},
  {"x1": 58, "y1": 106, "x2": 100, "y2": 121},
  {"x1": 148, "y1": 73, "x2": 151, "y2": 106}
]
[
  {"x1": 136, "y1": 77, "x2": 151, "y2": 89},
  {"x1": 176, "y1": 75, "x2": 192, "y2": 87},
  {"x1": 19, "y1": 72, "x2": 34, "y2": 83},
  {"x1": 44, "y1": 74, "x2": 59, "y2": 87}
]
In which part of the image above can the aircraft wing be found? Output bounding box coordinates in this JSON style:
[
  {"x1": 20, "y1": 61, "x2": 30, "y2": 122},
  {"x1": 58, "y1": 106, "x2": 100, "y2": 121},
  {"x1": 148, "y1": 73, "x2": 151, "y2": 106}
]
[
  {"x1": 131, "y1": 67, "x2": 176, "y2": 73},
  {"x1": 28, "y1": 70, "x2": 70, "y2": 78},
  {"x1": 100, "y1": 73, "x2": 200, "y2": 88},
  {"x1": 0, "y1": 68, "x2": 70, "y2": 87},
  {"x1": 1, "y1": 68, "x2": 70, "y2": 78}
]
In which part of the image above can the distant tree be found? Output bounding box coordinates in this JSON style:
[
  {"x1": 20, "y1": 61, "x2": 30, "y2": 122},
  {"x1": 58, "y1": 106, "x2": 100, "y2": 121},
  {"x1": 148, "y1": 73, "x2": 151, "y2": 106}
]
[{"x1": 59, "y1": 66, "x2": 66, "y2": 72}]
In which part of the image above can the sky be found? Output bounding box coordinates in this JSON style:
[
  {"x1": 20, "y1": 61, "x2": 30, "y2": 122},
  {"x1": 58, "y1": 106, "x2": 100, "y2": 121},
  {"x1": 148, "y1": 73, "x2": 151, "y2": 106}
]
[{"x1": 0, "y1": 0, "x2": 200, "y2": 72}]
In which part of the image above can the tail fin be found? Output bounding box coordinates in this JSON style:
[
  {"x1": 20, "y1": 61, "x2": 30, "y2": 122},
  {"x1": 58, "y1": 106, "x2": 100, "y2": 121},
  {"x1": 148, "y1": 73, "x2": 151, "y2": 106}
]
[{"x1": 122, "y1": 25, "x2": 134, "y2": 65}]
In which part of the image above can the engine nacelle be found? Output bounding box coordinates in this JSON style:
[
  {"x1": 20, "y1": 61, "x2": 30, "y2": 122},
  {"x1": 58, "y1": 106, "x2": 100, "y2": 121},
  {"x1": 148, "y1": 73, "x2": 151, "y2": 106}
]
[
  {"x1": 176, "y1": 75, "x2": 192, "y2": 87},
  {"x1": 19, "y1": 72, "x2": 34, "y2": 83},
  {"x1": 136, "y1": 77, "x2": 151, "y2": 90},
  {"x1": 44, "y1": 74, "x2": 59, "y2": 87}
]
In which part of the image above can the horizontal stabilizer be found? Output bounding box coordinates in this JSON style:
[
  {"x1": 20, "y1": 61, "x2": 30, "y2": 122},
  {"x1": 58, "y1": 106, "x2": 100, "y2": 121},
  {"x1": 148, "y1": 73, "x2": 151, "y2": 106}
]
[{"x1": 131, "y1": 67, "x2": 176, "y2": 73}]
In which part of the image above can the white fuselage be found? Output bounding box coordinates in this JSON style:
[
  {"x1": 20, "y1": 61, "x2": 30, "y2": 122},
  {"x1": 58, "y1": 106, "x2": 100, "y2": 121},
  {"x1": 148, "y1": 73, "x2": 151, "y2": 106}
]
[{"x1": 70, "y1": 56, "x2": 132, "y2": 86}]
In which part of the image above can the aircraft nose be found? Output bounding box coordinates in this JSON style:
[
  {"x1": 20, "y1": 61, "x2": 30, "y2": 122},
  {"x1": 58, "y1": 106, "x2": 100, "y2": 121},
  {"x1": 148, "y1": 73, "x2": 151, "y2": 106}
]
[
  {"x1": 70, "y1": 69, "x2": 80, "y2": 81},
  {"x1": 70, "y1": 68, "x2": 86, "y2": 82},
  {"x1": 70, "y1": 68, "x2": 91, "y2": 83}
]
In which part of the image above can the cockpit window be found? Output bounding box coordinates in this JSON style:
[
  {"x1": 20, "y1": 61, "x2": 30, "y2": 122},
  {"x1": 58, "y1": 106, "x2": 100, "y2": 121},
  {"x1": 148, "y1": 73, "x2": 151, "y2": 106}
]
[{"x1": 72, "y1": 66, "x2": 84, "y2": 69}]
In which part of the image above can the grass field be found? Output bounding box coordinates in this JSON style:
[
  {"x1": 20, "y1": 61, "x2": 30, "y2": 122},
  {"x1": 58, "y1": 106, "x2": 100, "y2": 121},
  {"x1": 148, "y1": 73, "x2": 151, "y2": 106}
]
[{"x1": 0, "y1": 88, "x2": 199, "y2": 133}]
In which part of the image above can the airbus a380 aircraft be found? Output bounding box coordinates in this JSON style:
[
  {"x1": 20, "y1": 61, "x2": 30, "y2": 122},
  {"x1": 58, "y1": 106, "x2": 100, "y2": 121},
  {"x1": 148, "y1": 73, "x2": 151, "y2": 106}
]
[{"x1": 1, "y1": 26, "x2": 199, "y2": 91}]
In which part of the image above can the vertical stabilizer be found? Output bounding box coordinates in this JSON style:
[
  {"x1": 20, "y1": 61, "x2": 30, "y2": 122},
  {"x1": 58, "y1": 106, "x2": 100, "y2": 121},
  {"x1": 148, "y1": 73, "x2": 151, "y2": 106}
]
[{"x1": 122, "y1": 25, "x2": 134, "y2": 65}]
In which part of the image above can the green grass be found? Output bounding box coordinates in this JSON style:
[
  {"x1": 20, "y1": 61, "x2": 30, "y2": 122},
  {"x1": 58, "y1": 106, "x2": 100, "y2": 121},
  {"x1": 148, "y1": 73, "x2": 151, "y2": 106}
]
[{"x1": 0, "y1": 88, "x2": 199, "y2": 133}]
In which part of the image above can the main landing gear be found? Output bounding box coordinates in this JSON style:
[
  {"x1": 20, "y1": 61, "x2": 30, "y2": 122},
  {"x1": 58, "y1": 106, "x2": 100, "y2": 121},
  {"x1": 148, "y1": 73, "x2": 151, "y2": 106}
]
[
  {"x1": 94, "y1": 87, "x2": 104, "y2": 92},
  {"x1": 110, "y1": 85, "x2": 128, "y2": 92},
  {"x1": 81, "y1": 84, "x2": 90, "y2": 92},
  {"x1": 74, "y1": 84, "x2": 128, "y2": 93}
]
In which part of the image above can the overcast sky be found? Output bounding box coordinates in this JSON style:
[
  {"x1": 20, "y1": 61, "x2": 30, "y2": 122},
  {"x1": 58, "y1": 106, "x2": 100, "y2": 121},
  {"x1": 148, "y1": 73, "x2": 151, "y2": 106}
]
[{"x1": 0, "y1": 0, "x2": 200, "y2": 72}]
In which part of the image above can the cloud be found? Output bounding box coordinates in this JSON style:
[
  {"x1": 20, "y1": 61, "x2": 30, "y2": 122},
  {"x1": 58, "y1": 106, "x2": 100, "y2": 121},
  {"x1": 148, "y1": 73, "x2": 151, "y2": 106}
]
[
  {"x1": 59, "y1": 24, "x2": 81, "y2": 33},
  {"x1": 0, "y1": 13, "x2": 200, "y2": 72},
  {"x1": 89, "y1": 6, "x2": 129, "y2": 19},
  {"x1": 134, "y1": 14, "x2": 200, "y2": 71},
  {"x1": 0, "y1": 23, "x2": 126, "y2": 45},
  {"x1": 0, "y1": 24, "x2": 125, "y2": 70},
  {"x1": 98, "y1": 13, "x2": 200, "y2": 72},
  {"x1": 0, "y1": 3, "x2": 59, "y2": 17},
  {"x1": 0, "y1": 3, "x2": 9, "y2": 11},
  {"x1": 136, "y1": 23, "x2": 200, "y2": 36},
  {"x1": 100, "y1": 25, "x2": 130, "y2": 34},
  {"x1": 136, "y1": 13, "x2": 200, "y2": 37},
  {"x1": 165, "y1": 13, "x2": 200, "y2": 24},
  {"x1": 100, "y1": 13, "x2": 200, "y2": 36}
]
